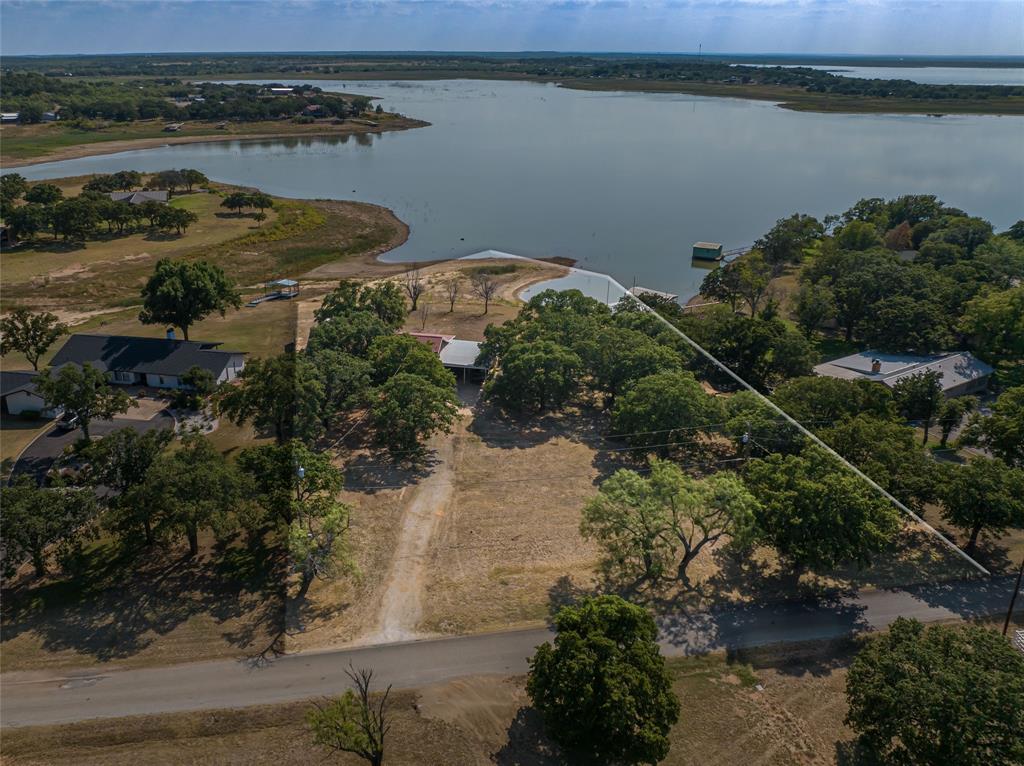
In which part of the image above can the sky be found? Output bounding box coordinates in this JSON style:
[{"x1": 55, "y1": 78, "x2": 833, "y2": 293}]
[{"x1": 1, "y1": 1, "x2": 1022, "y2": 58}]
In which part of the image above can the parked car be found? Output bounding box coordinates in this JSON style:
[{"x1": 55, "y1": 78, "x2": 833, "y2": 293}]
[{"x1": 55, "y1": 412, "x2": 80, "y2": 432}]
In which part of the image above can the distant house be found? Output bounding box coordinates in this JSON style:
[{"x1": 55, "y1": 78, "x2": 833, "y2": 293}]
[
  {"x1": 108, "y1": 190, "x2": 169, "y2": 205},
  {"x1": 302, "y1": 104, "x2": 326, "y2": 117},
  {"x1": 813, "y1": 350, "x2": 993, "y2": 397},
  {"x1": 0, "y1": 371, "x2": 51, "y2": 417},
  {"x1": 49, "y1": 333, "x2": 246, "y2": 390},
  {"x1": 268, "y1": 87, "x2": 294, "y2": 96},
  {"x1": 1, "y1": 112, "x2": 20, "y2": 124},
  {"x1": 407, "y1": 332, "x2": 489, "y2": 383},
  {"x1": 692, "y1": 242, "x2": 724, "y2": 261},
  {"x1": 163, "y1": 122, "x2": 184, "y2": 132}
]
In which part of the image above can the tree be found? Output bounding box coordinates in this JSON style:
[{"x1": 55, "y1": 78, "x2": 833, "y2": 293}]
[
  {"x1": 134, "y1": 434, "x2": 240, "y2": 556},
  {"x1": 220, "y1": 191, "x2": 251, "y2": 215},
  {"x1": 1004, "y1": 219, "x2": 1024, "y2": 242},
  {"x1": 699, "y1": 264, "x2": 743, "y2": 311},
  {"x1": 369, "y1": 373, "x2": 458, "y2": 459},
  {"x1": 136, "y1": 199, "x2": 164, "y2": 227},
  {"x1": 156, "y1": 206, "x2": 198, "y2": 235},
  {"x1": 139, "y1": 258, "x2": 241, "y2": 341},
  {"x1": 794, "y1": 283, "x2": 835, "y2": 338},
  {"x1": 443, "y1": 276, "x2": 461, "y2": 312},
  {"x1": 307, "y1": 349, "x2": 371, "y2": 429},
  {"x1": 237, "y1": 439, "x2": 343, "y2": 528},
  {"x1": 471, "y1": 272, "x2": 499, "y2": 314},
  {"x1": 845, "y1": 618, "x2": 1024, "y2": 766},
  {"x1": 937, "y1": 395, "x2": 976, "y2": 448},
  {"x1": 5, "y1": 203, "x2": 49, "y2": 241},
  {"x1": 253, "y1": 211, "x2": 267, "y2": 227},
  {"x1": 219, "y1": 353, "x2": 326, "y2": 445},
  {"x1": 180, "y1": 168, "x2": 208, "y2": 192},
  {"x1": 314, "y1": 280, "x2": 405, "y2": 330},
  {"x1": 51, "y1": 197, "x2": 99, "y2": 241},
  {"x1": 836, "y1": 220, "x2": 883, "y2": 251},
  {"x1": 366, "y1": 334, "x2": 455, "y2": 390},
  {"x1": 1, "y1": 479, "x2": 97, "y2": 578},
  {"x1": 960, "y1": 387, "x2": 1024, "y2": 467},
  {"x1": 85, "y1": 427, "x2": 173, "y2": 546},
  {"x1": 527, "y1": 596, "x2": 680, "y2": 765},
  {"x1": 938, "y1": 457, "x2": 1024, "y2": 552},
  {"x1": 0, "y1": 172, "x2": 28, "y2": 203},
  {"x1": 36, "y1": 363, "x2": 135, "y2": 442},
  {"x1": 23, "y1": 182, "x2": 63, "y2": 206},
  {"x1": 611, "y1": 371, "x2": 723, "y2": 453},
  {"x1": 892, "y1": 370, "x2": 944, "y2": 444},
  {"x1": 861, "y1": 296, "x2": 954, "y2": 353},
  {"x1": 744, "y1": 447, "x2": 901, "y2": 570},
  {"x1": 248, "y1": 191, "x2": 273, "y2": 212},
  {"x1": 729, "y1": 251, "x2": 773, "y2": 316},
  {"x1": 883, "y1": 220, "x2": 913, "y2": 251},
  {"x1": 581, "y1": 460, "x2": 758, "y2": 583},
  {"x1": 307, "y1": 311, "x2": 390, "y2": 358},
  {"x1": 113, "y1": 170, "x2": 143, "y2": 191},
  {"x1": 772, "y1": 376, "x2": 894, "y2": 426},
  {"x1": 402, "y1": 266, "x2": 424, "y2": 312},
  {"x1": 0, "y1": 308, "x2": 67, "y2": 371},
  {"x1": 754, "y1": 213, "x2": 823, "y2": 267},
  {"x1": 580, "y1": 328, "x2": 681, "y2": 409},
  {"x1": 150, "y1": 169, "x2": 186, "y2": 195},
  {"x1": 483, "y1": 340, "x2": 582, "y2": 413},
  {"x1": 308, "y1": 665, "x2": 392, "y2": 766},
  {"x1": 959, "y1": 286, "x2": 1024, "y2": 363},
  {"x1": 82, "y1": 174, "x2": 120, "y2": 193}
]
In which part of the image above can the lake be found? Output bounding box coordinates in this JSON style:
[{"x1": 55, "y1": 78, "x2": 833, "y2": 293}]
[
  {"x1": 747, "y1": 65, "x2": 1024, "y2": 86},
  {"x1": 14, "y1": 79, "x2": 1024, "y2": 301}
]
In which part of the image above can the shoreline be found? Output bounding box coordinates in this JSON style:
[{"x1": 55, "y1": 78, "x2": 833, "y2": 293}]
[{"x1": 1, "y1": 117, "x2": 430, "y2": 169}]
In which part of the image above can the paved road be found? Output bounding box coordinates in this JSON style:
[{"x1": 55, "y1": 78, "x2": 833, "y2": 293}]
[
  {"x1": 3, "y1": 575, "x2": 1017, "y2": 727},
  {"x1": 10, "y1": 412, "x2": 175, "y2": 483}
]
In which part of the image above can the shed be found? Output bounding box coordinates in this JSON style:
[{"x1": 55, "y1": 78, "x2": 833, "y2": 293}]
[
  {"x1": 692, "y1": 242, "x2": 724, "y2": 261},
  {"x1": 0, "y1": 371, "x2": 51, "y2": 417}
]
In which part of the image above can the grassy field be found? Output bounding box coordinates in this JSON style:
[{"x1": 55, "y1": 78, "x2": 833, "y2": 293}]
[
  {"x1": 0, "y1": 114, "x2": 428, "y2": 165},
  {"x1": 1, "y1": 644, "x2": 858, "y2": 765}
]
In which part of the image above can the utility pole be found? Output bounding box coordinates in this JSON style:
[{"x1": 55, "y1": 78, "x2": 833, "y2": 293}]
[{"x1": 1003, "y1": 554, "x2": 1024, "y2": 636}]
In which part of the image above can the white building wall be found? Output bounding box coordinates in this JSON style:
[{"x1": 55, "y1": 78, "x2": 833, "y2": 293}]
[
  {"x1": 145, "y1": 373, "x2": 181, "y2": 389},
  {"x1": 5, "y1": 391, "x2": 49, "y2": 415}
]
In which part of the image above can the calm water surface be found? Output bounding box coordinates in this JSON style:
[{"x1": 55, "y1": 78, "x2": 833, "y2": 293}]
[
  {"x1": 749, "y1": 65, "x2": 1024, "y2": 86},
  {"x1": 15, "y1": 80, "x2": 1024, "y2": 300}
]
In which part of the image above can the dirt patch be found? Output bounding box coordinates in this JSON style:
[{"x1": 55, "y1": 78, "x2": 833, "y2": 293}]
[{"x1": 417, "y1": 674, "x2": 528, "y2": 755}]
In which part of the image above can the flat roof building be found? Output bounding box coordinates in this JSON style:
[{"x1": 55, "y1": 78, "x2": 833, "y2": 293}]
[
  {"x1": 813, "y1": 350, "x2": 993, "y2": 397},
  {"x1": 407, "y1": 332, "x2": 488, "y2": 382}
]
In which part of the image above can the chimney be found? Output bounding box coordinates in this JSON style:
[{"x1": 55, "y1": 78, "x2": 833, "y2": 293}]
[
  {"x1": 871, "y1": 358, "x2": 881, "y2": 374},
  {"x1": 166, "y1": 327, "x2": 176, "y2": 340}
]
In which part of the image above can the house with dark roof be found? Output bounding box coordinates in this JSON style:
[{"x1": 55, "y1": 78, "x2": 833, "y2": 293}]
[
  {"x1": 108, "y1": 190, "x2": 169, "y2": 205},
  {"x1": 813, "y1": 350, "x2": 993, "y2": 398},
  {"x1": 49, "y1": 333, "x2": 246, "y2": 390},
  {"x1": 0, "y1": 371, "x2": 51, "y2": 416}
]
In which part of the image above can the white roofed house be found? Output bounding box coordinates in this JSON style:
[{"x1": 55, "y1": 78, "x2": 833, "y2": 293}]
[
  {"x1": 813, "y1": 350, "x2": 993, "y2": 398},
  {"x1": 407, "y1": 332, "x2": 490, "y2": 383}
]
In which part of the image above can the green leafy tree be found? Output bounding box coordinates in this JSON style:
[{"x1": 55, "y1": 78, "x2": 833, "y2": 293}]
[
  {"x1": 861, "y1": 296, "x2": 954, "y2": 352},
  {"x1": 51, "y1": 197, "x2": 99, "y2": 241},
  {"x1": 611, "y1": 371, "x2": 723, "y2": 454},
  {"x1": 220, "y1": 191, "x2": 251, "y2": 214},
  {"x1": 23, "y1": 182, "x2": 63, "y2": 206},
  {"x1": 836, "y1": 219, "x2": 883, "y2": 251},
  {"x1": 180, "y1": 168, "x2": 209, "y2": 192},
  {"x1": 892, "y1": 370, "x2": 944, "y2": 444},
  {"x1": 960, "y1": 387, "x2": 1024, "y2": 467},
  {"x1": 308, "y1": 665, "x2": 391, "y2": 766},
  {"x1": 580, "y1": 327, "x2": 681, "y2": 408},
  {"x1": 483, "y1": 340, "x2": 582, "y2": 413},
  {"x1": 237, "y1": 439, "x2": 343, "y2": 528},
  {"x1": 307, "y1": 311, "x2": 390, "y2": 358},
  {"x1": 729, "y1": 252, "x2": 774, "y2": 316},
  {"x1": 0, "y1": 172, "x2": 28, "y2": 203},
  {"x1": 937, "y1": 395, "x2": 976, "y2": 448},
  {"x1": 794, "y1": 283, "x2": 835, "y2": 338},
  {"x1": 314, "y1": 280, "x2": 406, "y2": 330},
  {"x1": 136, "y1": 199, "x2": 164, "y2": 227},
  {"x1": 85, "y1": 427, "x2": 174, "y2": 546},
  {"x1": 150, "y1": 169, "x2": 186, "y2": 195},
  {"x1": 0, "y1": 308, "x2": 67, "y2": 371},
  {"x1": 938, "y1": 457, "x2": 1024, "y2": 552},
  {"x1": 219, "y1": 353, "x2": 325, "y2": 444},
  {"x1": 366, "y1": 334, "x2": 455, "y2": 389},
  {"x1": 139, "y1": 258, "x2": 241, "y2": 341},
  {"x1": 960, "y1": 286, "x2": 1024, "y2": 363},
  {"x1": 699, "y1": 264, "x2": 743, "y2": 312},
  {"x1": 754, "y1": 213, "x2": 824, "y2": 267},
  {"x1": 134, "y1": 434, "x2": 240, "y2": 556},
  {"x1": 36, "y1": 363, "x2": 135, "y2": 442},
  {"x1": 772, "y1": 376, "x2": 895, "y2": 426},
  {"x1": 113, "y1": 170, "x2": 143, "y2": 191},
  {"x1": 248, "y1": 191, "x2": 274, "y2": 212},
  {"x1": 307, "y1": 349, "x2": 372, "y2": 429},
  {"x1": 1, "y1": 479, "x2": 98, "y2": 578},
  {"x1": 5, "y1": 203, "x2": 49, "y2": 241},
  {"x1": 744, "y1": 447, "x2": 901, "y2": 570},
  {"x1": 527, "y1": 596, "x2": 680, "y2": 766},
  {"x1": 368, "y1": 373, "x2": 458, "y2": 459},
  {"x1": 846, "y1": 618, "x2": 1024, "y2": 766},
  {"x1": 155, "y1": 206, "x2": 198, "y2": 235}
]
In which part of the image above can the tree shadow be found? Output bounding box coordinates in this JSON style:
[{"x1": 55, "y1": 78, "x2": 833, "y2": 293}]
[
  {"x1": 1, "y1": 532, "x2": 285, "y2": 665},
  {"x1": 492, "y1": 706, "x2": 563, "y2": 766},
  {"x1": 466, "y1": 403, "x2": 608, "y2": 452},
  {"x1": 342, "y1": 450, "x2": 439, "y2": 492},
  {"x1": 142, "y1": 231, "x2": 183, "y2": 242}
]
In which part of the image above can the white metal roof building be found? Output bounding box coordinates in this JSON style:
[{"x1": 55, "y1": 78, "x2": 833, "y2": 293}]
[{"x1": 813, "y1": 350, "x2": 993, "y2": 397}]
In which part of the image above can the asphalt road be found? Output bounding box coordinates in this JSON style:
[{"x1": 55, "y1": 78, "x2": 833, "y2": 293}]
[
  {"x1": 10, "y1": 412, "x2": 175, "y2": 483},
  {"x1": 2, "y1": 575, "x2": 1016, "y2": 727}
]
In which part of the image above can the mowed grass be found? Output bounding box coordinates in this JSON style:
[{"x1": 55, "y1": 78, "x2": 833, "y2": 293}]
[{"x1": 0, "y1": 647, "x2": 857, "y2": 765}]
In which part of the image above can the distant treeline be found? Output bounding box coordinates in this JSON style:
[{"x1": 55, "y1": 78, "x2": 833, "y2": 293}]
[
  {"x1": 0, "y1": 73, "x2": 371, "y2": 124},
  {"x1": 3, "y1": 53, "x2": 1023, "y2": 103}
]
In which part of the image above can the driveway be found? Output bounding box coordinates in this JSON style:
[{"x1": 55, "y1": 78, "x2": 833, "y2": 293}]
[{"x1": 10, "y1": 411, "x2": 175, "y2": 484}]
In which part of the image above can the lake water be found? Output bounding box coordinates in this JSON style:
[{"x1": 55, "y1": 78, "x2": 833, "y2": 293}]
[
  {"x1": 748, "y1": 65, "x2": 1024, "y2": 86},
  {"x1": 13, "y1": 79, "x2": 1024, "y2": 301}
]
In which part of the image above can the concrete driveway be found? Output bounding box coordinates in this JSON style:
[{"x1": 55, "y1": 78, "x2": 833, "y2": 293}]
[{"x1": 10, "y1": 410, "x2": 176, "y2": 484}]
